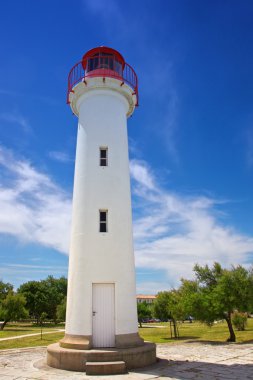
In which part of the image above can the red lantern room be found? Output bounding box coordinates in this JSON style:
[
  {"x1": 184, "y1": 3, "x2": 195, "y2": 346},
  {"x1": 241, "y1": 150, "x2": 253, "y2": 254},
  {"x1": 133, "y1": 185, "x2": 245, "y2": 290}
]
[
  {"x1": 82, "y1": 46, "x2": 125, "y2": 79},
  {"x1": 67, "y1": 46, "x2": 138, "y2": 106}
]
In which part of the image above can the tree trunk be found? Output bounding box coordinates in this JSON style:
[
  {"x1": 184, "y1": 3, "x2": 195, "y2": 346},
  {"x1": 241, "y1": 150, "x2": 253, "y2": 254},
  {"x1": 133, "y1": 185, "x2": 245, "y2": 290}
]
[
  {"x1": 0, "y1": 320, "x2": 8, "y2": 330},
  {"x1": 225, "y1": 313, "x2": 236, "y2": 342},
  {"x1": 172, "y1": 318, "x2": 178, "y2": 338}
]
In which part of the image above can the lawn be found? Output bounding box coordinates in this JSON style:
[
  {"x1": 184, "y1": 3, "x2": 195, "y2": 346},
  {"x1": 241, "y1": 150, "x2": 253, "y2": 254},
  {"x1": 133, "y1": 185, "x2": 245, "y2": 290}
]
[
  {"x1": 0, "y1": 320, "x2": 253, "y2": 350},
  {"x1": 0, "y1": 332, "x2": 65, "y2": 350},
  {"x1": 139, "y1": 319, "x2": 253, "y2": 344},
  {"x1": 0, "y1": 323, "x2": 63, "y2": 339}
]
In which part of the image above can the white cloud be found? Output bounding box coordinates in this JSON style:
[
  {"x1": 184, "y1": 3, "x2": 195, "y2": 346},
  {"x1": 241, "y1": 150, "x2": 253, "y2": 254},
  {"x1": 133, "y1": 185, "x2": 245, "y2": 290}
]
[
  {"x1": 0, "y1": 112, "x2": 31, "y2": 134},
  {"x1": 0, "y1": 145, "x2": 71, "y2": 253},
  {"x1": 2, "y1": 263, "x2": 66, "y2": 270},
  {"x1": 0, "y1": 145, "x2": 252, "y2": 290},
  {"x1": 135, "y1": 46, "x2": 181, "y2": 163},
  {"x1": 48, "y1": 150, "x2": 73, "y2": 163},
  {"x1": 130, "y1": 160, "x2": 155, "y2": 190},
  {"x1": 161, "y1": 89, "x2": 180, "y2": 164},
  {"x1": 130, "y1": 159, "x2": 253, "y2": 286},
  {"x1": 0, "y1": 263, "x2": 68, "y2": 288},
  {"x1": 136, "y1": 281, "x2": 170, "y2": 295}
]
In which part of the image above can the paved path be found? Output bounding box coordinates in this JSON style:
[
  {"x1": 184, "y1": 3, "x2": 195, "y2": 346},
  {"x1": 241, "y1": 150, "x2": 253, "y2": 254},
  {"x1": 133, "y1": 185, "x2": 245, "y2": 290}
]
[
  {"x1": 0, "y1": 329, "x2": 65, "y2": 341},
  {"x1": 0, "y1": 342, "x2": 252, "y2": 379}
]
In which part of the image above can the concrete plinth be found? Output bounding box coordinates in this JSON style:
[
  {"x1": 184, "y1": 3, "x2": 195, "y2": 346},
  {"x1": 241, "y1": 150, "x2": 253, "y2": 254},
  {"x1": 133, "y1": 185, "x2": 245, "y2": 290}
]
[
  {"x1": 47, "y1": 342, "x2": 156, "y2": 372},
  {"x1": 86, "y1": 361, "x2": 126, "y2": 375}
]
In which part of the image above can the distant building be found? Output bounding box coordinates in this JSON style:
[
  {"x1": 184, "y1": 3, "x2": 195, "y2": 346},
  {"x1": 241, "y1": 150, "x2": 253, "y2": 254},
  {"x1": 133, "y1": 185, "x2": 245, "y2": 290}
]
[{"x1": 136, "y1": 295, "x2": 156, "y2": 304}]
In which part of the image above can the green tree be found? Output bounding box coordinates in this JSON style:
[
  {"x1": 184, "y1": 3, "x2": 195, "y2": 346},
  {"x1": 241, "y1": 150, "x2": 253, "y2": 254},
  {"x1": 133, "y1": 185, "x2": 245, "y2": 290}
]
[
  {"x1": 137, "y1": 302, "x2": 152, "y2": 327},
  {"x1": 166, "y1": 289, "x2": 187, "y2": 338},
  {"x1": 153, "y1": 291, "x2": 182, "y2": 338},
  {"x1": 180, "y1": 263, "x2": 253, "y2": 342},
  {"x1": 18, "y1": 276, "x2": 67, "y2": 323},
  {"x1": 57, "y1": 296, "x2": 67, "y2": 321},
  {"x1": 18, "y1": 280, "x2": 48, "y2": 323},
  {"x1": 42, "y1": 276, "x2": 67, "y2": 322},
  {"x1": 0, "y1": 293, "x2": 28, "y2": 330},
  {"x1": 0, "y1": 280, "x2": 13, "y2": 301},
  {"x1": 153, "y1": 291, "x2": 171, "y2": 321}
]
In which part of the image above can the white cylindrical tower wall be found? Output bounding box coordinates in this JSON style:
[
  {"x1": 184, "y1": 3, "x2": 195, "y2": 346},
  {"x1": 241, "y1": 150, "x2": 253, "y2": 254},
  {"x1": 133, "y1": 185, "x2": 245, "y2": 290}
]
[
  {"x1": 47, "y1": 48, "x2": 157, "y2": 372},
  {"x1": 60, "y1": 82, "x2": 143, "y2": 349}
]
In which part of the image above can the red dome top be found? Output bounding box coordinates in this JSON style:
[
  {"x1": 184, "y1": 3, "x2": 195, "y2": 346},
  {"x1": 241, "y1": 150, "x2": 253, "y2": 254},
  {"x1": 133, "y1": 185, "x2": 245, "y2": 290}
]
[
  {"x1": 67, "y1": 47, "x2": 138, "y2": 106},
  {"x1": 82, "y1": 46, "x2": 125, "y2": 70}
]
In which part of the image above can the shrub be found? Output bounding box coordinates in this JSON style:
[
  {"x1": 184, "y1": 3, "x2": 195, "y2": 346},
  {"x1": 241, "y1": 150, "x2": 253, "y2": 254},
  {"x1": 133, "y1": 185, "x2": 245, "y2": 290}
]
[{"x1": 232, "y1": 311, "x2": 248, "y2": 331}]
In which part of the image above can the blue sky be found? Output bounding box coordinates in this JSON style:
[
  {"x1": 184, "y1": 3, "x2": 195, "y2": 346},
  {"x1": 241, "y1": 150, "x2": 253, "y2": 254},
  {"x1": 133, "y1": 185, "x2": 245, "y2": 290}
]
[{"x1": 0, "y1": 0, "x2": 253, "y2": 293}]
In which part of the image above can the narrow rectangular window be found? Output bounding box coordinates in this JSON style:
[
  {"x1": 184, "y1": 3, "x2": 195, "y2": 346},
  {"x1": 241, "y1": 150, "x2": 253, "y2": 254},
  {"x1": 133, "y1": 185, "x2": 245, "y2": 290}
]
[
  {"x1": 99, "y1": 210, "x2": 108, "y2": 232},
  {"x1": 100, "y1": 147, "x2": 108, "y2": 166}
]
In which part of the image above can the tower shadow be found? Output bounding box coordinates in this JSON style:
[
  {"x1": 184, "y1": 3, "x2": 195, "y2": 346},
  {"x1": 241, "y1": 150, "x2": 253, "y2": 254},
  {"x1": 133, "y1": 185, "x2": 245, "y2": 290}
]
[{"x1": 134, "y1": 357, "x2": 253, "y2": 379}]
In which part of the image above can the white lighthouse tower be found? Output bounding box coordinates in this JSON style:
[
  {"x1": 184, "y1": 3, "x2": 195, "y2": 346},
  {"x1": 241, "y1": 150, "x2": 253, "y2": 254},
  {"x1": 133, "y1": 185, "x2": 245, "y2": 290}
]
[{"x1": 47, "y1": 47, "x2": 156, "y2": 373}]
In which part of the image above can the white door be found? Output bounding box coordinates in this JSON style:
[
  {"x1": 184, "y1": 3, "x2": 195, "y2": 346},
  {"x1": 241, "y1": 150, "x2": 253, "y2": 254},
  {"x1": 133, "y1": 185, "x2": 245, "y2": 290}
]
[{"x1": 92, "y1": 283, "x2": 115, "y2": 347}]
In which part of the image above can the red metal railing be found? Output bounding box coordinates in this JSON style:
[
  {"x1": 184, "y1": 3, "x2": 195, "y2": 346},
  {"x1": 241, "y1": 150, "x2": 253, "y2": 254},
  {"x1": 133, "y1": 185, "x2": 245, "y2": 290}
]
[{"x1": 67, "y1": 55, "x2": 138, "y2": 105}]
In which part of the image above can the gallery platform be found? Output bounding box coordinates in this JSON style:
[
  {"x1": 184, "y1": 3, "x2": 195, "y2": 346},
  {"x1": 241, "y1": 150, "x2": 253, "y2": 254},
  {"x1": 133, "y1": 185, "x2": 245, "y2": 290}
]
[{"x1": 47, "y1": 342, "x2": 156, "y2": 374}]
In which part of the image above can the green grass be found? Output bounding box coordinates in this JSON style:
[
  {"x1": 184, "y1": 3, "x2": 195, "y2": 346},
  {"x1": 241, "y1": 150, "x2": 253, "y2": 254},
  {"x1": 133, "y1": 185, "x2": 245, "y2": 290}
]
[
  {"x1": 0, "y1": 323, "x2": 63, "y2": 338},
  {"x1": 0, "y1": 332, "x2": 64, "y2": 350},
  {"x1": 139, "y1": 319, "x2": 253, "y2": 344},
  {"x1": 0, "y1": 320, "x2": 252, "y2": 350}
]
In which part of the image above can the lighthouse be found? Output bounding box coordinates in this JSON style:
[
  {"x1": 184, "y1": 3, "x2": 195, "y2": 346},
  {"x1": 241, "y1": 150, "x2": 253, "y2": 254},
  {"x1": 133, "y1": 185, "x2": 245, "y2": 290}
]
[{"x1": 47, "y1": 47, "x2": 156, "y2": 373}]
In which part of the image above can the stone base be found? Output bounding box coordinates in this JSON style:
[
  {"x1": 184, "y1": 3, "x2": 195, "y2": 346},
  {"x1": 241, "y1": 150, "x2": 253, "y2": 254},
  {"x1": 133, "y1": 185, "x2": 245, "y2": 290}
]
[
  {"x1": 47, "y1": 342, "x2": 156, "y2": 372},
  {"x1": 59, "y1": 332, "x2": 144, "y2": 350},
  {"x1": 59, "y1": 334, "x2": 92, "y2": 350},
  {"x1": 115, "y1": 332, "x2": 144, "y2": 348},
  {"x1": 86, "y1": 361, "x2": 126, "y2": 375}
]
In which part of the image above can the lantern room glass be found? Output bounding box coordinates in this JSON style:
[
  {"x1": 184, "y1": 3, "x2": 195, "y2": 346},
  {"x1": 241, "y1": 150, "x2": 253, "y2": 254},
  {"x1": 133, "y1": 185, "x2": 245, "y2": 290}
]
[{"x1": 86, "y1": 53, "x2": 123, "y2": 76}]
